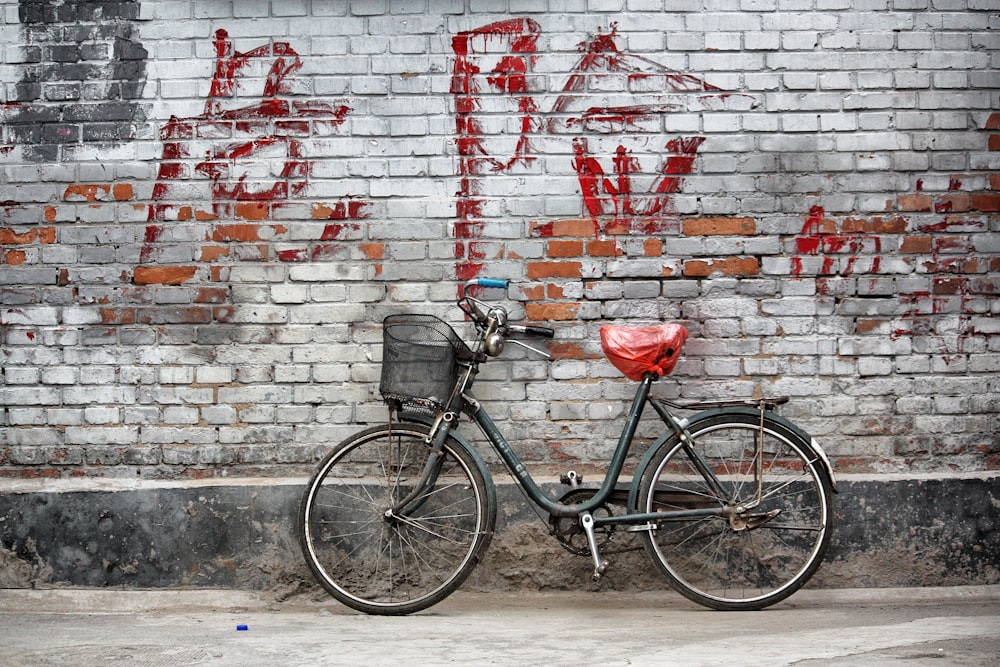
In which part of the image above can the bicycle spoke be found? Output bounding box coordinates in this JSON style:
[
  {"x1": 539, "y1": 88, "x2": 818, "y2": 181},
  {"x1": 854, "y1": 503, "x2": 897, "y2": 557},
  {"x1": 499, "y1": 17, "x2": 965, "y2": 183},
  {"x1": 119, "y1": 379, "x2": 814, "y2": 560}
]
[
  {"x1": 639, "y1": 414, "x2": 833, "y2": 610},
  {"x1": 299, "y1": 424, "x2": 494, "y2": 615}
]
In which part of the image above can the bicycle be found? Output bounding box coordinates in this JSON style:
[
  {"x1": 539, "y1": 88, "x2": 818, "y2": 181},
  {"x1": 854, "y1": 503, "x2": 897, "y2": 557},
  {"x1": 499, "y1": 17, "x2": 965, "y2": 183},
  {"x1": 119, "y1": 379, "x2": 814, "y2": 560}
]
[{"x1": 299, "y1": 278, "x2": 838, "y2": 615}]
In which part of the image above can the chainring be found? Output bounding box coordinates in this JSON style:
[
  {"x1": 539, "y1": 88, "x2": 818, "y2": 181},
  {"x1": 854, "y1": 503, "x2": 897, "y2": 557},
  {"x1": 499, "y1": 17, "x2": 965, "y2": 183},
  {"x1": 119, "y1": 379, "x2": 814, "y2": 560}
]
[{"x1": 548, "y1": 488, "x2": 619, "y2": 556}]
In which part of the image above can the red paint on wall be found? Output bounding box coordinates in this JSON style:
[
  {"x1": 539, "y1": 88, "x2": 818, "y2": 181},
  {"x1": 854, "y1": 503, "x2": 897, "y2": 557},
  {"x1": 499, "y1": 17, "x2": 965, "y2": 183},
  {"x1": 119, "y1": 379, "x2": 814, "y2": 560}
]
[
  {"x1": 451, "y1": 18, "x2": 541, "y2": 283},
  {"x1": 451, "y1": 20, "x2": 738, "y2": 282},
  {"x1": 790, "y1": 206, "x2": 882, "y2": 276},
  {"x1": 141, "y1": 29, "x2": 369, "y2": 280}
]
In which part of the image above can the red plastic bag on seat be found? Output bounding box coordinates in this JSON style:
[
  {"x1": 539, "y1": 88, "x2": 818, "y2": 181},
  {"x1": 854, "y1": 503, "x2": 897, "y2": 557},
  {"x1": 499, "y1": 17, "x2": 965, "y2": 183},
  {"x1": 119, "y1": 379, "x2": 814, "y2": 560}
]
[{"x1": 600, "y1": 324, "x2": 689, "y2": 381}]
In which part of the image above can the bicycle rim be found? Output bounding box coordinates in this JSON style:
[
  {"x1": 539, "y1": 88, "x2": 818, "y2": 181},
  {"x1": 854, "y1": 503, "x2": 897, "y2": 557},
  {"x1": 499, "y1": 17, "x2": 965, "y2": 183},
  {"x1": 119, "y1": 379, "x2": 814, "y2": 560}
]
[
  {"x1": 639, "y1": 414, "x2": 833, "y2": 610},
  {"x1": 299, "y1": 424, "x2": 494, "y2": 615}
]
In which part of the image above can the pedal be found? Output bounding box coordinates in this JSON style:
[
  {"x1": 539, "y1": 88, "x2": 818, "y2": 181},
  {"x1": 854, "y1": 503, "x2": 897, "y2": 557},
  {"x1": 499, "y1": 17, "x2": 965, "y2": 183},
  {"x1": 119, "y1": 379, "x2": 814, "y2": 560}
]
[
  {"x1": 580, "y1": 512, "x2": 609, "y2": 581},
  {"x1": 560, "y1": 470, "x2": 582, "y2": 487}
]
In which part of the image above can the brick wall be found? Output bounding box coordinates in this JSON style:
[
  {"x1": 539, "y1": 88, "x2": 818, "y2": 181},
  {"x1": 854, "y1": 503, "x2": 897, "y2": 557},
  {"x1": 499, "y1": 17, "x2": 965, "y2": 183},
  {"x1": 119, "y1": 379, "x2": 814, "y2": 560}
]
[{"x1": 1, "y1": 1, "x2": 997, "y2": 480}]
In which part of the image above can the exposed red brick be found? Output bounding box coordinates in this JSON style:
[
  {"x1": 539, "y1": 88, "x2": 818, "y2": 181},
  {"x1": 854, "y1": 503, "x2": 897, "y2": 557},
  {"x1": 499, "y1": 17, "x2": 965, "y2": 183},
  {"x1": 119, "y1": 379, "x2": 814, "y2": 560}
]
[
  {"x1": 211, "y1": 224, "x2": 263, "y2": 242},
  {"x1": 551, "y1": 219, "x2": 597, "y2": 237},
  {"x1": 547, "y1": 342, "x2": 588, "y2": 360},
  {"x1": 897, "y1": 194, "x2": 933, "y2": 212},
  {"x1": 519, "y1": 284, "x2": 545, "y2": 300},
  {"x1": 0, "y1": 227, "x2": 55, "y2": 244},
  {"x1": 113, "y1": 183, "x2": 134, "y2": 201},
  {"x1": 234, "y1": 202, "x2": 270, "y2": 221},
  {"x1": 133, "y1": 266, "x2": 197, "y2": 285},
  {"x1": 841, "y1": 216, "x2": 908, "y2": 234},
  {"x1": 360, "y1": 243, "x2": 384, "y2": 260},
  {"x1": 312, "y1": 200, "x2": 368, "y2": 220},
  {"x1": 971, "y1": 193, "x2": 1000, "y2": 211},
  {"x1": 683, "y1": 217, "x2": 756, "y2": 236},
  {"x1": 683, "y1": 257, "x2": 759, "y2": 277},
  {"x1": 4, "y1": 249, "x2": 27, "y2": 265},
  {"x1": 100, "y1": 307, "x2": 136, "y2": 324},
  {"x1": 933, "y1": 276, "x2": 965, "y2": 295},
  {"x1": 644, "y1": 238, "x2": 662, "y2": 256},
  {"x1": 855, "y1": 319, "x2": 882, "y2": 334},
  {"x1": 64, "y1": 184, "x2": 109, "y2": 202},
  {"x1": 900, "y1": 236, "x2": 932, "y2": 253},
  {"x1": 195, "y1": 287, "x2": 229, "y2": 303},
  {"x1": 527, "y1": 261, "x2": 582, "y2": 279},
  {"x1": 934, "y1": 193, "x2": 970, "y2": 213},
  {"x1": 549, "y1": 240, "x2": 584, "y2": 257},
  {"x1": 526, "y1": 302, "x2": 579, "y2": 321},
  {"x1": 989, "y1": 134, "x2": 1000, "y2": 151},
  {"x1": 200, "y1": 246, "x2": 229, "y2": 261},
  {"x1": 585, "y1": 240, "x2": 617, "y2": 257}
]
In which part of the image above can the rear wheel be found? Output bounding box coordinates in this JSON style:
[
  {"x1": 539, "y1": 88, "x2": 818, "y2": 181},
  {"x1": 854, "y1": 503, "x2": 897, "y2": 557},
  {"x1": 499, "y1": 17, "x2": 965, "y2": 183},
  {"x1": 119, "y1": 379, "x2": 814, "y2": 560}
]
[
  {"x1": 299, "y1": 423, "x2": 495, "y2": 615},
  {"x1": 637, "y1": 412, "x2": 834, "y2": 610}
]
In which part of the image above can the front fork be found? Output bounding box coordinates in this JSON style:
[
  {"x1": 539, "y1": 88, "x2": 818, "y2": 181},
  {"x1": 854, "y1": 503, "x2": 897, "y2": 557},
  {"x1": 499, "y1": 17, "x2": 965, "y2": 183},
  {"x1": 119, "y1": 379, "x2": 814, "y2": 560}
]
[{"x1": 386, "y1": 410, "x2": 457, "y2": 518}]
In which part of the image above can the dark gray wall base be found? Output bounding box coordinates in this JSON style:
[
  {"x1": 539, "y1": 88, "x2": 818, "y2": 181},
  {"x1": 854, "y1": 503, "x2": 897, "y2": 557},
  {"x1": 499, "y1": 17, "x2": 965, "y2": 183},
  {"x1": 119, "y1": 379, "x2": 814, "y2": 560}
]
[{"x1": 1, "y1": 475, "x2": 997, "y2": 593}]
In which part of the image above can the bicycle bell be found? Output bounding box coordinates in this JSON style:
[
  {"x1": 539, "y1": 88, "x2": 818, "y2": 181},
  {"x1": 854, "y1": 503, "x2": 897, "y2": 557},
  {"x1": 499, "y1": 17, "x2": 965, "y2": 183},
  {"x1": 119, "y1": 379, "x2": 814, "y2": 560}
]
[{"x1": 484, "y1": 308, "x2": 507, "y2": 356}]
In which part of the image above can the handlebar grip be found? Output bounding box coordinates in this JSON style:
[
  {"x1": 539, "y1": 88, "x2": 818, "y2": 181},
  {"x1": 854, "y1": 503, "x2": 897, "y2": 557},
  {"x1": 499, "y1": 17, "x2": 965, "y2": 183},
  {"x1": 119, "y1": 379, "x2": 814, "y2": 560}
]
[
  {"x1": 473, "y1": 278, "x2": 509, "y2": 289},
  {"x1": 512, "y1": 325, "x2": 555, "y2": 339}
]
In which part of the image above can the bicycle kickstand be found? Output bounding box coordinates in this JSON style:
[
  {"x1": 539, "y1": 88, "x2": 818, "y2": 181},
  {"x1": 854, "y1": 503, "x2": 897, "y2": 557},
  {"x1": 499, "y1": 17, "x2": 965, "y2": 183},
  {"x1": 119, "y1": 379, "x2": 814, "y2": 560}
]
[{"x1": 580, "y1": 512, "x2": 609, "y2": 581}]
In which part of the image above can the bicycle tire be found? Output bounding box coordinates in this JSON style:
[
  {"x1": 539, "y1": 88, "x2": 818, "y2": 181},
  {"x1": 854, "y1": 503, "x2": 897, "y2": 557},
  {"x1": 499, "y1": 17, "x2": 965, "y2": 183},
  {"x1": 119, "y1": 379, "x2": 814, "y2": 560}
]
[
  {"x1": 636, "y1": 411, "x2": 834, "y2": 611},
  {"x1": 299, "y1": 422, "x2": 496, "y2": 615}
]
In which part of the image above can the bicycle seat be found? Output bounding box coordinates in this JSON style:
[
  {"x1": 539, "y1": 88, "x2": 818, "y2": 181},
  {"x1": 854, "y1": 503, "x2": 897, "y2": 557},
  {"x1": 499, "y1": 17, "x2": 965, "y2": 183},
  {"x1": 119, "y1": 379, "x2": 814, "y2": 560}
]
[{"x1": 600, "y1": 323, "x2": 689, "y2": 381}]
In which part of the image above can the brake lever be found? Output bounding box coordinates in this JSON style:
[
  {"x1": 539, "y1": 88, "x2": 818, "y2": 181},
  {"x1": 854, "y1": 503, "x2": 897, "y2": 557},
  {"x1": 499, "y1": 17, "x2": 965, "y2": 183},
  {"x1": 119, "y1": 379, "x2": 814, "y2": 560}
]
[{"x1": 507, "y1": 339, "x2": 551, "y2": 359}]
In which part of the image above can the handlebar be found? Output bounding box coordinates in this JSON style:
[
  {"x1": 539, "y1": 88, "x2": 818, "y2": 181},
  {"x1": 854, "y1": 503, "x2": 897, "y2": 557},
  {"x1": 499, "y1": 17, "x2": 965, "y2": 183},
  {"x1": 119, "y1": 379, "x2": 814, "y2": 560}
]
[
  {"x1": 467, "y1": 278, "x2": 509, "y2": 290},
  {"x1": 461, "y1": 278, "x2": 556, "y2": 348},
  {"x1": 509, "y1": 324, "x2": 555, "y2": 339}
]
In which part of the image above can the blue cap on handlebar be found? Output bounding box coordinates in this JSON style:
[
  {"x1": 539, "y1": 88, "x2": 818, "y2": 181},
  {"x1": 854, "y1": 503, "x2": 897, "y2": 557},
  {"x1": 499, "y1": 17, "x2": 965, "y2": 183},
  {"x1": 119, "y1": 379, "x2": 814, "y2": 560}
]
[{"x1": 474, "y1": 278, "x2": 509, "y2": 289}]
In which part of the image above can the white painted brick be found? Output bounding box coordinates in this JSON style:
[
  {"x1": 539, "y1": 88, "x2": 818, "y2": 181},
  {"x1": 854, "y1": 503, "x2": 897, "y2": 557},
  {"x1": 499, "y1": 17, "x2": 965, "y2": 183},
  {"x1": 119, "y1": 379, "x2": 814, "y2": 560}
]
[{"x1": 0, "y1": 2, "x2": 994, "y2": 479}]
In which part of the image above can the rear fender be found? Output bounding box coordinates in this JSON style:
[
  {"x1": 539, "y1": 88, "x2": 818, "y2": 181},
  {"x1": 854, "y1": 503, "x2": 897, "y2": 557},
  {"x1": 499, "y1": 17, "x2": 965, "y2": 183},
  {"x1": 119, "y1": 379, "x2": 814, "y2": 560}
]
[{"x1": 627, "y1": 407, "x2": 838, "y2": 509}]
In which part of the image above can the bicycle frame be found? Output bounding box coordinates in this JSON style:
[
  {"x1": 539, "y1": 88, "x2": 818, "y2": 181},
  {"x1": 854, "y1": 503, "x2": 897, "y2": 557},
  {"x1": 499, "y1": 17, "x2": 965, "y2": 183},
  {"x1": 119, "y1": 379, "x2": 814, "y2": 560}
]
[
  {"x1": 464, "y1": 376, "x2": 740, "y2": 525},
  {"x1": 393, "y1": 360, "x2": 739, "y2": 530}
]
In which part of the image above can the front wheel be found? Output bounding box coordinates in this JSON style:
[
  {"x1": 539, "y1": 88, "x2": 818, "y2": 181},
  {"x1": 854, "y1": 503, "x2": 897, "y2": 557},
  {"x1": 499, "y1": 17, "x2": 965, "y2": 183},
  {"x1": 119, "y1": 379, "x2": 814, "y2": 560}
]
[
  {"x1": 299, "y1": 422, "x2": 496, "y2": 615},
  {"x1": 636, "y1": 411, "x2": 834, "y2": 610}
]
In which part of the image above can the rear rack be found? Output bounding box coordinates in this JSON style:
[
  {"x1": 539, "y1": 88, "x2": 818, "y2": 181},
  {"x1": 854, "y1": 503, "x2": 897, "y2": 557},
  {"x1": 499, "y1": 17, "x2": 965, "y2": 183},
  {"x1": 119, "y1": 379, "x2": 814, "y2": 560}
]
[{"x1": 656, "y1": 397, "x2": 790, "y2": 411}]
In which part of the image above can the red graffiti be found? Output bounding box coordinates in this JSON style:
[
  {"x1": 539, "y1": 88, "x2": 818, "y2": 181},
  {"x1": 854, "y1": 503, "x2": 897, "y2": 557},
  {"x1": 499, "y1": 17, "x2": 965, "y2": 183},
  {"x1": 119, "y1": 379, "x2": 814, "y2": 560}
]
[
  {"x1": 788, "y1": 203, "x2": 993, "y2": 361},
  {"x1": 142, "y1": 29, "x2": 366, "y2": 267},
  {"x1": 452, "y1": 20, "x2": 740, "y2": 281},
  {"x1": 451, "y1": 17, "x2": 541, "y2": 247},
  {"x1": 790, "y1": 206, "x2": 882, "y2": 276},
  {"x1": 551, "y1": 25, "x2": 730, "y2": 233}
]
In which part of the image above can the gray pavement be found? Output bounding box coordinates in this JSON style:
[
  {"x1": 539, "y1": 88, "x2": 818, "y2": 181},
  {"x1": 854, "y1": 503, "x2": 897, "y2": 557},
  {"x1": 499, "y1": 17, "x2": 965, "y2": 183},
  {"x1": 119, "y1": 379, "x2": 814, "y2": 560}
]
[{"x1": 1, "y1": 586, "x2": 998, "y2": 666}]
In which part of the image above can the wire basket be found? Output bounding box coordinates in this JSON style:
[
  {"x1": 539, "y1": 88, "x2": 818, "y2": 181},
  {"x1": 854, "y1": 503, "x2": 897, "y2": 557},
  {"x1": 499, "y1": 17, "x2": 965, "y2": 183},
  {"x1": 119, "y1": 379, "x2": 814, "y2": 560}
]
[{"x1": 380, "y1": 314, "x2": 472, "y2": 413}]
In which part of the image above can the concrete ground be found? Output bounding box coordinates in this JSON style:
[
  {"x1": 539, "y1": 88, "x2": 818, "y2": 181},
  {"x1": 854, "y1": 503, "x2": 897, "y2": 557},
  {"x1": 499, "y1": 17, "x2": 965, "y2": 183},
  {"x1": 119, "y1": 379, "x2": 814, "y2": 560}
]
[{"x1": 1, "y1": 586, "x2": 998, "y2": 666}]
